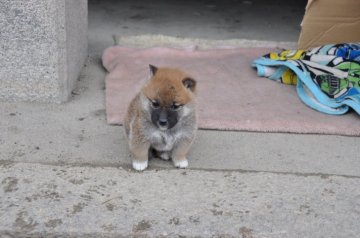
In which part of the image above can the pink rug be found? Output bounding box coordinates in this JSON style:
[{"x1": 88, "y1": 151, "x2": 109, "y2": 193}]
[{"x1": 103, "y1": 46, "x2": 360, "y2": 136}]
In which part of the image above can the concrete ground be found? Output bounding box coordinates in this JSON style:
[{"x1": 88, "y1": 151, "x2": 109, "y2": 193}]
[{"x1": 1, "y1": 0, "x2": 360, "y2": 237}]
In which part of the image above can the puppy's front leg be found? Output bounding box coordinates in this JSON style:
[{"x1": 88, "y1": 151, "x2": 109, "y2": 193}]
[
  {"x1": 129, "y1": 142, "x2": 150, "y2": 171},
  {"x1": 171, "y1": 138, "x2": 194, "y2": 169}
]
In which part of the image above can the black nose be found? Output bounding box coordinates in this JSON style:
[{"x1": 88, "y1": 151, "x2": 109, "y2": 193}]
[{"x1": 159, "y1": 119, "x2": 168, "y2": 127}]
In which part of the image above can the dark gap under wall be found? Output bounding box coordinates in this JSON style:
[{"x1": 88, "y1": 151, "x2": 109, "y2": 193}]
[{"x1": 88, "y1": 0, "x2": 307, "y2": 52}]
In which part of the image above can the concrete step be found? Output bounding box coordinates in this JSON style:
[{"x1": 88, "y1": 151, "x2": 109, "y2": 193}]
[{"x1": 1, "y1": 162, "x2": 359, "y2": 237}]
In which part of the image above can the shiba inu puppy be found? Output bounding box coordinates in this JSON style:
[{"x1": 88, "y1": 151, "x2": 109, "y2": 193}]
[{"x1": 124, "y1": 65, "x2": 197, "y2": 171}]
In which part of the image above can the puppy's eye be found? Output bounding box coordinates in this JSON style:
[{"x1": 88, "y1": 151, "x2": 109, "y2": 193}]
[
  {"x1": 151, "y1": 100, "x2": 160, "y2": 108},
  {"x1": 170, "y1": 103, "x2": 183, "y2": 111}
]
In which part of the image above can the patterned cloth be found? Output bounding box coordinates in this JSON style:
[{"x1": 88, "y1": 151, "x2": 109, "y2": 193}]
[{"x1": 253, "y1": 43, "x2": 360, "y2": 115}]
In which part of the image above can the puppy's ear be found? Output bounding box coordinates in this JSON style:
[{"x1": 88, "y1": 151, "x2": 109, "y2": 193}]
[
  {"x1": 149, "y1": 64, "x2": 158, "y2": 76},
  {"x1": 182, "y1": 77, "x2": 196, "y2": 92}
]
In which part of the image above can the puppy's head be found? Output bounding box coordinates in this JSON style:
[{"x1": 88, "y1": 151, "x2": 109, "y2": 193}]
[{"x1": 142, "y1": 65, "x2": 196, "y2": 130}]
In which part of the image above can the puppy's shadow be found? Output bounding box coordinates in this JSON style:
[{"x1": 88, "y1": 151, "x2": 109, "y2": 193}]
[{"x1": 148, "y1": 147, "x2": 174, "y2": 169}]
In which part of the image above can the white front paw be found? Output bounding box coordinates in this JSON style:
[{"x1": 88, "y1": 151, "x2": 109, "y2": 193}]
[
  {"x1": 173, "y1": 159, "x2": 188, "y2": 168},
  {"x1": 132, "y1": 160, "x2": 148, "y2": 171}
]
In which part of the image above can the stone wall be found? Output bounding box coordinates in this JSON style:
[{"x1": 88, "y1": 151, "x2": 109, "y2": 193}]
[{"x1": 0, "y1": 0, "x2": 88, "y2": 103}]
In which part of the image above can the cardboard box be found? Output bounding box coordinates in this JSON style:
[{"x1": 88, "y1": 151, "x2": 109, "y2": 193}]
[{"x1": 298, "y1": 0, "x2": 360, "y2": 50}]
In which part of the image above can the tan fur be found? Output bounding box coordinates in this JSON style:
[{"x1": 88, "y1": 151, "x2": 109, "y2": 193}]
[
  {"x1": 124, "y1": 66, "x2": 197, "y2": 171},
  {"x1": 142, "y1": 68, "x2": 195, "y2": 105}
]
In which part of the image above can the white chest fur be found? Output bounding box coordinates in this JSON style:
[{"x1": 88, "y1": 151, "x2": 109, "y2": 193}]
[{"x1": 150, "y1": 130, "x2": 182, "y2": 151}]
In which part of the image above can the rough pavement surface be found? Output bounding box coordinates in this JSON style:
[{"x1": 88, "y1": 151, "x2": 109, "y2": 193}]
[{"x1": 1, "y1": 162, "x2": 359, "y2": 238}]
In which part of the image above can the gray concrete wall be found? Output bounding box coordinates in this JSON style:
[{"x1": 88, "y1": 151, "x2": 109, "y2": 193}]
[
  {"x1": 64, "y1": 0, "x2": 88, "y2": 102},
  {"x1": 0, "y1": 0, "x2": 87, "y2": 103}
]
